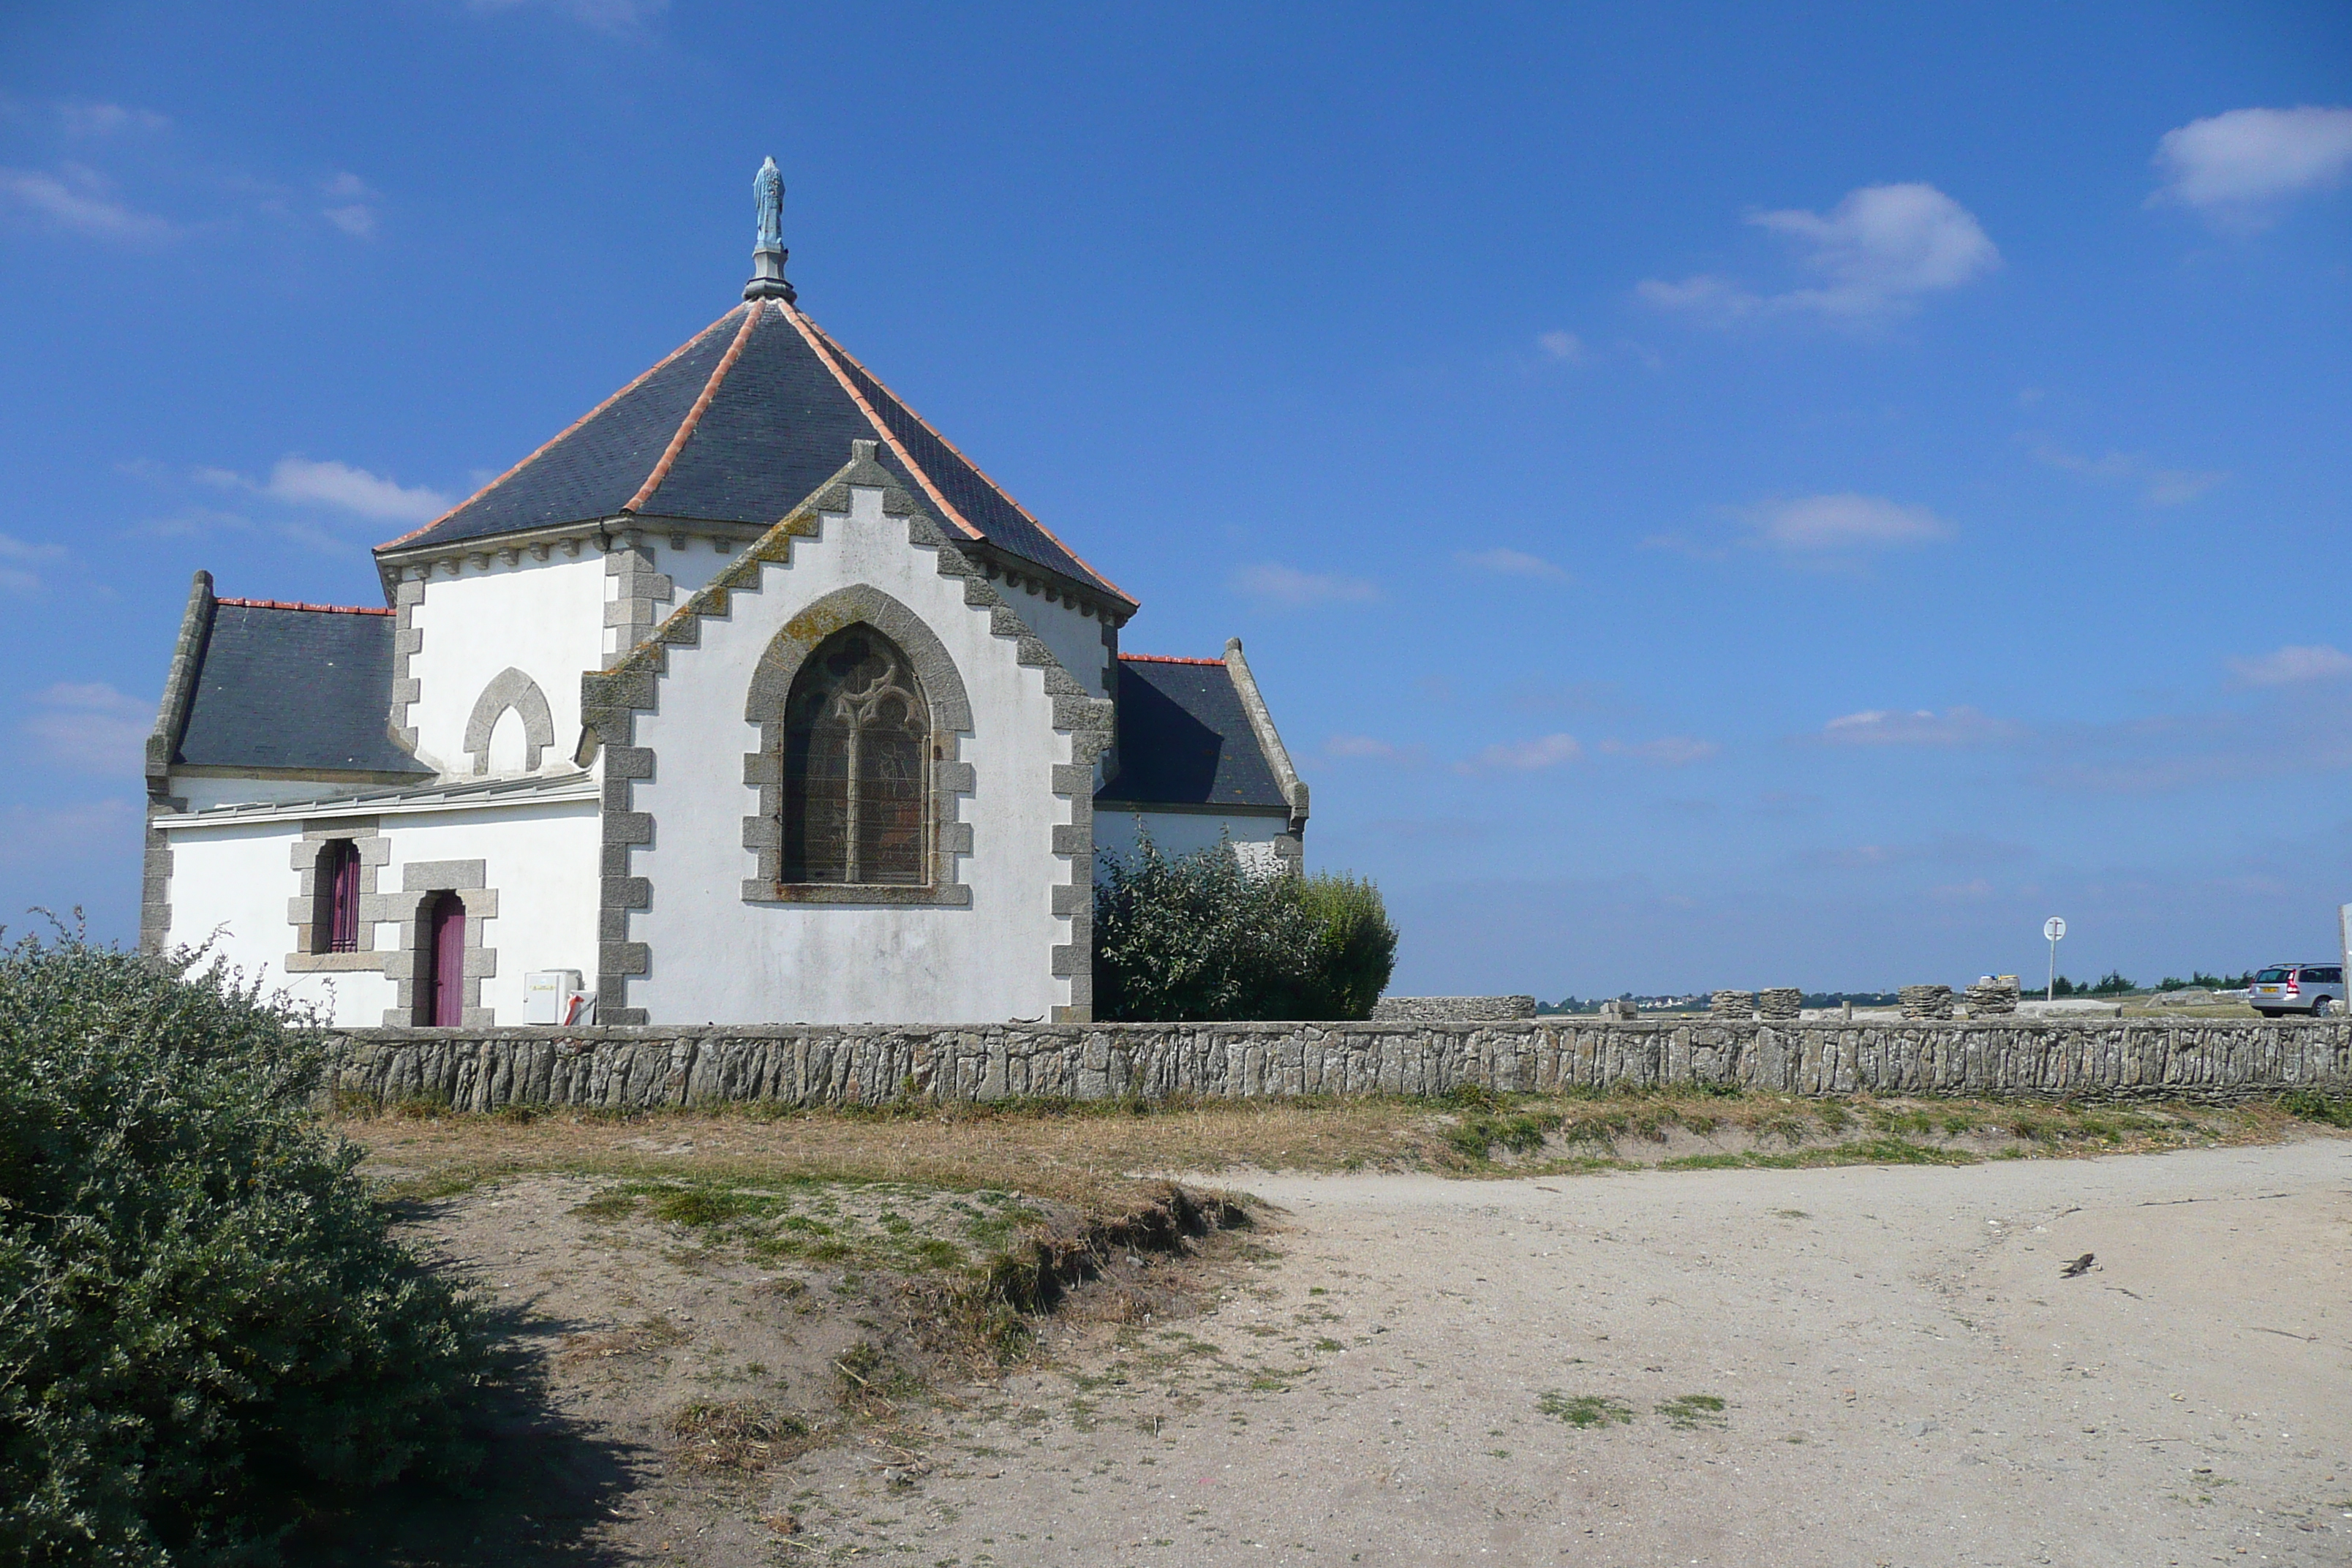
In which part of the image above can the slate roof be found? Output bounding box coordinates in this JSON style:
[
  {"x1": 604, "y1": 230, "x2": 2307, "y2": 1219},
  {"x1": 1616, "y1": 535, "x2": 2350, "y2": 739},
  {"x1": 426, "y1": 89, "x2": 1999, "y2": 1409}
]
[
  {"x1": 170, "y1": 769, "x2": 595, "y2": 826},
  {"x1": 1098, "y1": 655, "x2": 1288, "y2": 812},
  {"x1": 172, "y1": 601, "x2": 431, "y2": 777},
  {"x1": 379, "y1": 299, "x2": 1130, "y2": 606}
]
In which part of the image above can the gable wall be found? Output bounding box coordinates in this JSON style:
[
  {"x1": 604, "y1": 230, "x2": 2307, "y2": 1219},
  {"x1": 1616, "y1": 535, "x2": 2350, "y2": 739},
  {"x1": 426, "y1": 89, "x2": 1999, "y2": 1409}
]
[
  {"x1": 404, "y1": 553, "x2": 606, "y2": 774},
  {"x1": 625, "y1": 485, "x2": 1087, "y2": 1025}
]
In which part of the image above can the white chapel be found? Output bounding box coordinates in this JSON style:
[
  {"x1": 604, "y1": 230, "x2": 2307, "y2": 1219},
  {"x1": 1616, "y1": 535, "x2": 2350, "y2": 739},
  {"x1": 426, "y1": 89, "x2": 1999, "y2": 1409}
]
[{"x1": 141, "y1": 162, "x2": 1308, "y2": 1028}]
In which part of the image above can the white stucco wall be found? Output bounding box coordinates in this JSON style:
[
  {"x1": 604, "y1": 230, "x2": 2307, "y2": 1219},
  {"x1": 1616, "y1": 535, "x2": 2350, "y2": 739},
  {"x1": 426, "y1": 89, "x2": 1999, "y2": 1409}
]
[
  {"x1": 161, "y1": 798, "x2": 600, "y2": 1027},
  {"x1": 1009, "y1": 585, "x2": 1112, "y2": 700},
  {"x1": 1094, "y1": 808, "x2": 1289, "y2": 875},
  {"x1": 626, "y1": 485, "x2": 1082, "y2": 1025},
  {"x1": 407, "y1": 553, "x2": 606, "y2": 775}
]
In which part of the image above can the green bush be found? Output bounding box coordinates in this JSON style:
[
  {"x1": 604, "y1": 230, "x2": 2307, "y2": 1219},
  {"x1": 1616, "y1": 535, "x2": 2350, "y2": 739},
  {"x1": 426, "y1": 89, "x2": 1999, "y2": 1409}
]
[
  {"x1": 1297, "y1": 872, "x2": 1398, "y2": 1020},
  {"x1": 0, "y1": 932, "x2": 490, "y2": 1567},
  {"x1": 1093, "y1": 832, "x2": 1398, "y2": 1022}
]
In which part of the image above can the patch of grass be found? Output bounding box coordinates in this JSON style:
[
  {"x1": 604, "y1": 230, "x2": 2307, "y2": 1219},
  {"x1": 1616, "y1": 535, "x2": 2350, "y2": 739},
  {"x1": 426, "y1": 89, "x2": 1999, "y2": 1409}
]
[
  {"x1": 1771, "y1": 1208, "x2": 1810, "y2": 1219},
  {"x1": 1656, "y1": 1394, "x2": 1728, "y2": 1431},
  {"x1": 2280, "y1": 1090, "x2": 2352, "y2": 1128},
  {"x1": 568, "y1": 1188, "x2": 638, "y2": 1220},
  {"x1": 1537, "y1": 1392, "x2": 1635, "y2": 1428},
  {"x1": 1659, "y1": 1139, "x2": 1978, "y2": 1172}
]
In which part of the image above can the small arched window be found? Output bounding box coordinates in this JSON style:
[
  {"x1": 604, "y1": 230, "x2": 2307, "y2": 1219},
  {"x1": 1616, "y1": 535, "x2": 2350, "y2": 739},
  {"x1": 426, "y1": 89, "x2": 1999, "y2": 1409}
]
[
  {"x1": 781, "y1": 625, "x2": 929, "y2": 886},
  {"x1": 312, "y1": 839, "x2": 361, "y2": 954}
]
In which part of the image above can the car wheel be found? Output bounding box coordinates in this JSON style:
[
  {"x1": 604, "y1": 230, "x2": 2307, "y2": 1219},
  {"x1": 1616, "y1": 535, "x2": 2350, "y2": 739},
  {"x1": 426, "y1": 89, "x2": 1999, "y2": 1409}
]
[{"x1": 2315, "y1": 998, "x2": 2334, "y2": 1018}]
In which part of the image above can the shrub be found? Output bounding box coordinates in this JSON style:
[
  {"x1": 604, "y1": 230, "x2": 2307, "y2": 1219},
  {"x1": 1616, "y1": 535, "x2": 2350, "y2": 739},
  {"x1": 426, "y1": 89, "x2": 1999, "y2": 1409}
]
[
  {"x1": 1093, "y1": 831, "x2": 1397, "y2": 1021},
  {"x1": 1296, "y1": 872, "x2": 1398, "y2": 1020},
  {"x1": 0, "y1": 932, "x2": 490, "y2": 1567}
]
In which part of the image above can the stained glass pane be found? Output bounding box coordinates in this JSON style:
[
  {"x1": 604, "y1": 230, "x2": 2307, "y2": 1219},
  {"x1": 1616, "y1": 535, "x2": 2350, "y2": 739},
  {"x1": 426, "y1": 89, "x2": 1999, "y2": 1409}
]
[{"x1": 780, "y1": 626, "x2": 928, "y2": 886}]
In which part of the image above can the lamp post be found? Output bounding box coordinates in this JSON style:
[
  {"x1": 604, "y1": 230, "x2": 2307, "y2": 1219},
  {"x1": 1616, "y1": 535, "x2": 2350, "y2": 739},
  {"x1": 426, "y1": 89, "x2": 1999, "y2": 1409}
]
[{"x1": 2044, "y1": 916, "x2": 2066, "y2": 1002}]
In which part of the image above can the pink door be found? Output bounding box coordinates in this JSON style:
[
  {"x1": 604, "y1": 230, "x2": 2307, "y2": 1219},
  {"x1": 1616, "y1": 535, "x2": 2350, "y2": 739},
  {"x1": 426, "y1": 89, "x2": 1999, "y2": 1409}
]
[{"x1": 426, "y1": 893, "x2": 466, "y2": 1027}]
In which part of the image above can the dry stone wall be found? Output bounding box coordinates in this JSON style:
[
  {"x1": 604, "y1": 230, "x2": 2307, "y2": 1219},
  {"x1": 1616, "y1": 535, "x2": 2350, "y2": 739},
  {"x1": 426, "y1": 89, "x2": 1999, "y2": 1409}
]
[{"x1": 322, "y1": 1017, "x2": 2352, "y2": 1115}]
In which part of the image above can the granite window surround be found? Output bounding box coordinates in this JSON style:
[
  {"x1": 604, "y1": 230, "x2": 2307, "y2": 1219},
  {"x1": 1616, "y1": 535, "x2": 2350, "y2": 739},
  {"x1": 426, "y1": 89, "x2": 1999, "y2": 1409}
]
[
  {"x1": 464, "y1": 666, "x2": 557, "y2": 774},
  {"x1": 741, "y1": 584, "x2": 974, "y2": 907},
  {"x1": 378, "y1": 859, "x2": 499, "y2": 1028},
  {"x1": 284, "y1": 819, "x2": 390, "y2": 973}
]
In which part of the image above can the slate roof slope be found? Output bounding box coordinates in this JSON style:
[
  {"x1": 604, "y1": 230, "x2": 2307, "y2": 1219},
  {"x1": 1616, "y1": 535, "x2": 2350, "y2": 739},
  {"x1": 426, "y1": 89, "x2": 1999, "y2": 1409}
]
[
  {"x1": 379, "y1": 299, "x2": 1131, "y2": 606},
  {"x1": 173, "y1": 602, "x2": 431, "y2": 777},
  {"x1": 1098, "y1": 655, "x2": 1288, "y2": 812}
]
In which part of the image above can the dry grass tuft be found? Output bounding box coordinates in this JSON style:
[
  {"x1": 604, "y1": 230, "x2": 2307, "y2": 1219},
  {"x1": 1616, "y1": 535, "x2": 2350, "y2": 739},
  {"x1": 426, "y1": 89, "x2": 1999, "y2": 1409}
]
[
  {"x1": 661, "y1": 1397, "x2": 818, "y2": 1473},
  {"x1": 554, "y1": 1313, "x2": 692, "y2": 1367}
]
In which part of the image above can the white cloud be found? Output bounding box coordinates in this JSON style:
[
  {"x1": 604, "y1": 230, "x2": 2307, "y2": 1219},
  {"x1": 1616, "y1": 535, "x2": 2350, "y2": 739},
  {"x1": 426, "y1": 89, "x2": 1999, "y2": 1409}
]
[
  {"x1": 203, "y1": 456, "x2": 451, "y2": 524},
  {"x1": 1643, "y1": 183, "x2": 1999, "y2": 324},
  {"x1": 1744, "y1": 493, "x2": 1950, "y2": 552},
  {"x1": 2152, "y1": 106, "x2": 2352, "y2": 225},
  {"x1": 2228, "y1": 645, "x2": 2352, "y2": 687},
  {"x1": 320, "y1": 173, "x2": 379, "y2": 238},
  {"x1": 0, "y1": 164, "x2": 173, "y2": 243},
  {"x1": 467, "y1": 0, "x2": 668, "y2": 32},
  {"x1": 1600, "y1": 736, "x2": 1720, "y2": 766},
  {"x1": 1456, "y1": 546, "x2": 1572, "y2": 582},
  {"x1": 0, "y1": 532, "x2": 67, "y2": 593},
  {"x1": 1537, "y1": 330, "x2": 1585, "y2": 362},
  {"x1": 1230, "y1": 563, "x2": 1381, "y2": 608},
  {"x1": 1461, "y1": 733, "x2": 1582, "y2": 772},
  {"x1": 57, "y1": 102, "x2": 170, "y2": 137},
  {"x1": 26, "y1": 683, "x2": 151, "y2": 774},
  {"x1": 2029, "y1": 438, "x2": 2225, "y2": 508},
  {"x1": 1821, "y1": 706, "x2": 2018, "y2": 747}
]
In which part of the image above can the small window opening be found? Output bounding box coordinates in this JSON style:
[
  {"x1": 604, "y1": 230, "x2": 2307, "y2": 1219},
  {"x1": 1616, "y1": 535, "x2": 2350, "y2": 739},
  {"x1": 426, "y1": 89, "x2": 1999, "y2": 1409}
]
[{"x1": 312, "y1": 840, "x2": 361, "y2": 954}]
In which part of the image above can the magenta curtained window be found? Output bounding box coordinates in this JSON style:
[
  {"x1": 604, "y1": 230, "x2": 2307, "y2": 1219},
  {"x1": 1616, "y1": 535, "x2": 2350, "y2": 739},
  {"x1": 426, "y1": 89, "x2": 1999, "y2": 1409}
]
[
  {"x1": 312, "y1": 840, "x2": 361, "y2": 954},
  {"x1": 423, "y1": 892, "x2": 466, "y2": 1027}
]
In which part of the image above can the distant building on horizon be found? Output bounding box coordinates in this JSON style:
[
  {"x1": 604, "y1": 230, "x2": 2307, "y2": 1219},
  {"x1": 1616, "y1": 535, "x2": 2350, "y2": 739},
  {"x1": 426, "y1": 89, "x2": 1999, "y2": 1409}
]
[{"x1": 141, "y1": 164, "x2": 1308, "y2": 1028}]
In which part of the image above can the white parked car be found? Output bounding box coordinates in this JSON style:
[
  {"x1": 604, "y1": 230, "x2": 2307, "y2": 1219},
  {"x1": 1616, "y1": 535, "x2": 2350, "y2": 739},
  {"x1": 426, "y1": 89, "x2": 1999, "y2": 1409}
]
[{"x1": 2249, "y1": 962, "x2": 2343, "y2": 1018}]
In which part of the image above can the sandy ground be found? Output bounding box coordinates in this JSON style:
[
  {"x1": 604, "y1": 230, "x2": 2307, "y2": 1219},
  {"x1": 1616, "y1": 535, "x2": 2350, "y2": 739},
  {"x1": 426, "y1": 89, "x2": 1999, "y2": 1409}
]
[{"x1": 780, "y1": 1137, "x2": 2352, "y2": 1567}]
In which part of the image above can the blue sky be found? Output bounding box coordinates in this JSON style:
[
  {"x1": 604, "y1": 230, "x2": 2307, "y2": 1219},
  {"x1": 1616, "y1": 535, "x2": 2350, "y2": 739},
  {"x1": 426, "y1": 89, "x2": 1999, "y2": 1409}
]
[{"x1": 2, "y1": 1, "x2": 2348, "y2": 995}]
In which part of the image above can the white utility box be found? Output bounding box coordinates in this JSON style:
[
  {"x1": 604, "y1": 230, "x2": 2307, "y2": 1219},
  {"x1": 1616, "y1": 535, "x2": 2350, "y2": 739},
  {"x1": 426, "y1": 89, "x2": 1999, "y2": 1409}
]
[{"x1": 524, "y1": 969, "x2": 584, "y2": 1025}]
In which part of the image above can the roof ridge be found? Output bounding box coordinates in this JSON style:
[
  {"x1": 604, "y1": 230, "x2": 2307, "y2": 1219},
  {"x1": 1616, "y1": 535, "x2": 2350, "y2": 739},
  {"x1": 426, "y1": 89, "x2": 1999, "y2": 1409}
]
[
  {"x1": 374, "y1": 304, "x2": 747, "y2": 554},
  {"x1": 796, "y1": 312, "x2": 1134, "y2": 603},
  {"x1": 215, "y1": 597, "x2": 396, "y2": 616},
  {"x1": 625, "y1": 299, "x2": 764, "y2": 515},
  {"x1": 1120, "y1": 652, "x2": 1225, "y2": 666},
  {"x1": 775, "y1": 304, "x2": 987, "y2": 542}
]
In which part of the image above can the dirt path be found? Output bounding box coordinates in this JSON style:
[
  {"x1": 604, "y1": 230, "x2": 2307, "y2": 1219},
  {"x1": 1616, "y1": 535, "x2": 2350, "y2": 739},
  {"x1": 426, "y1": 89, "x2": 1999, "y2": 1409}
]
[{"x1": 789, "y1": 1137, "x2": 2352, "y2": 1566}]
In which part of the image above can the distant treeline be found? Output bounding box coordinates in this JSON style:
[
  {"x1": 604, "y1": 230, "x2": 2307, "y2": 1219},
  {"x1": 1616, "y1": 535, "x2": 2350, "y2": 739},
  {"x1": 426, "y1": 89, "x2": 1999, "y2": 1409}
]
[{"x1": 1536, "y1": 973, "x2": 2263, "y2": 1012}]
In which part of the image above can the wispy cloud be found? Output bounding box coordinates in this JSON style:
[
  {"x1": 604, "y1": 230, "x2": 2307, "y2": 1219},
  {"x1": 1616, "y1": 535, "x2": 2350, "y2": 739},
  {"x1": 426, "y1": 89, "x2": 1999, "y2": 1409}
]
[
  {"x1": 1599, "y1": 736, "x2": 1719, "y2": 766},
  {"x1": 1821, "y1": 706, "x2": 2019, "y2": 747},
  {"x1": 320, "y1": 171, "x2": 378, "y2": 238},
  {"x1": 0, "y1": 532, "x2": 68, "y2": 593},
  {"x1": 1745, "y1": 493, "x2": 1950, "y2": 552},
  {"x1": 57, "y1": 102, "x2": 170, "y2": 137},
  {"x1": 2151, "y1": 105, "x2": 2352, "y2": 228},
  {"x1": 26, "y1": 683, "x2": 151, "y2": 774},
  {"x1": 0, "y1": 163, "x2": 173, "y2": 243},
  {"x1": 1324, "y1": 734, "x2": 1426, "y2": 766},
  {"x1": 2228, "y1": 645, "x2": 2352, "y2": 687},
  {"x1": 467, "y1": 0, "x2": 669, "y2": 34},
  {"x1": 1456, "y1": 546, "x2": 1572, "y2": 582},
  {"x1": 1641, "y1": 183, "x2": 1999, "y2": 325},
  {"x1": 200, "y1": 456, "x2": 450, "y2": 524},
  {"x1": 1230, "y1": 563, "x2": 1381, "y2": 608},
  {"x1": 1536, "y1": 330, "x2": 1585, "y2": 362},
  {"x1": 1458, "y1": 733, "x2": 1581, "y2": 774},
  {"x1": 2028, "y1": 438, "x2": 2225, "y2": 508}
]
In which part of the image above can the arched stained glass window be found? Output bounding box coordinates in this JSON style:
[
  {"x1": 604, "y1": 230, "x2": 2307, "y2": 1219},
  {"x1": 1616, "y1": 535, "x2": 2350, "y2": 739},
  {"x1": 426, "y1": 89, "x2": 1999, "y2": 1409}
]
[{"x1": 781, "y1": 625, "x2": 929, "y2": 886}]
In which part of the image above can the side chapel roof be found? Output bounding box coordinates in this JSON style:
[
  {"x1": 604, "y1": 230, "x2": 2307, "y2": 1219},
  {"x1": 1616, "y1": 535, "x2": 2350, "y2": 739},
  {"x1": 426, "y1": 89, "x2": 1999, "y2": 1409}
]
[
  {"x1": 169, "y1": 595, "x2": 431, "y2": 778},
  {"x1": 1100, "y1": 655, "x2": 1292, "y2": 813},
  {"x1": 377, "y1": 298, "x2": 1131, "y2": 609}
]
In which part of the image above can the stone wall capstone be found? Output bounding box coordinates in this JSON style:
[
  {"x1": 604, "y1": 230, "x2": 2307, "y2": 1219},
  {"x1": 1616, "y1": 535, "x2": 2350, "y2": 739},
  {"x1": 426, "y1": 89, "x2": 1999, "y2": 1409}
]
[
  {"x1": 320, "y1": 1017, "x2": 2352, "y2": 1115},
  {"x1": 1370, "y1": 995, "x2": 1537, "y2": 1022}
]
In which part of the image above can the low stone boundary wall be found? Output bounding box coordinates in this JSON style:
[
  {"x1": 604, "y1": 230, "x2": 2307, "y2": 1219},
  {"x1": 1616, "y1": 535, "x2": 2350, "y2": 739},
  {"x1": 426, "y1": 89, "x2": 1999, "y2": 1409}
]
[
  {"x1": 1371, "y1": 995, "x2": 1537, "y2": 1022},
  {"x1": 321, "y1": 1017, "x2": 2352, "y2": 1115}
]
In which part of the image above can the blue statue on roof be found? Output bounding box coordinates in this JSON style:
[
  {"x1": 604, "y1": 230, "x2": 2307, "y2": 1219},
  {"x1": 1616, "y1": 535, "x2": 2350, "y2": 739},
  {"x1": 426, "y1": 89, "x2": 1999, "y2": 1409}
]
[{"x1": 755, "y1": 157, "x2": 784, "y2": 254}]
